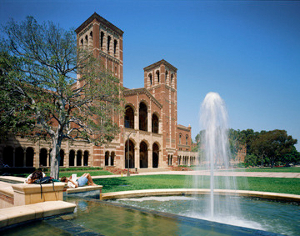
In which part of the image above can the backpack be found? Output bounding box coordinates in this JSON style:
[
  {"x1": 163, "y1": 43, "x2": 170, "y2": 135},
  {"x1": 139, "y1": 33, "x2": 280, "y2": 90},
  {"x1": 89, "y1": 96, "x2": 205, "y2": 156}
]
[{"x1": 34, "y1": 176, "x2": 55, "y2": 198}]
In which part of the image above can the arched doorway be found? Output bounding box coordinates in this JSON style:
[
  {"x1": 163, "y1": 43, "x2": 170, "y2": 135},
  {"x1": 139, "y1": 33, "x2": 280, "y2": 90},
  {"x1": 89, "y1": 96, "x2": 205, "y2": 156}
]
[
  {"x1": 3, "y1": 146, "x2": 13, "y2": 167},
  {"x1": 69, "y1": 150, "x2": 75, "y2": 166},
  {"x1": 125, "y1": 140, "x2": 135, "y2": 168},
  {"x1": 26, "y1": 147, "x2": 34, "y2": 167},
  {"x1": 84, "y1": 151, "x2": 89, "y2": 166},
  {"x1": 105, "y1": 151, "x2": 109, "y2": 166},
  {"x1": 125, "y1": 105, "x2": 134, "y2": 129},
  {"x1": 153, "y1": 143, "x2": 159, "y2": 168},
  {"x1": 15, "y1": 147, "x2": 24, "y2": 167},
  {"x1": 77, "y1": 150, "x2": 82, "y2": 166},
  {"x1": 40, "y1": 148, "x2": 48, "y2": 167},
  {"x1": 139, "y1": 102, "x2": 148, "y2": 131},
  {"x1": 111, "y1": 152, "x2": 115, "y2": 166},
  {"x1": 140, "y1": 141, "x2": 148, "y2": 168}
]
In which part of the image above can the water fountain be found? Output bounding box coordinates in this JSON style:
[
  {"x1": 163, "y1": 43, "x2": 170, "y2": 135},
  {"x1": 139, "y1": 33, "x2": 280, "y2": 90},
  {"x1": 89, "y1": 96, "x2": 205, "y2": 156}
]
[{"x1": 194, "y1": 92, "x2": 242, "y2": 223}]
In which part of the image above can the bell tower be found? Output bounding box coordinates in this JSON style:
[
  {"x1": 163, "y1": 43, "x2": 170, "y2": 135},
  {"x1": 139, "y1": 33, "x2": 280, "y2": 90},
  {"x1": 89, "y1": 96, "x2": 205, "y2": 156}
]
[
  {"x1": 75, "y1": 12, "x2": 124, "y2": 86},
  {"x1": 144, "y1": 59, "x2": 178, "y2": 165},
  {"x1": 75, "y1": 13, "x2": 124, "y2": 167}
]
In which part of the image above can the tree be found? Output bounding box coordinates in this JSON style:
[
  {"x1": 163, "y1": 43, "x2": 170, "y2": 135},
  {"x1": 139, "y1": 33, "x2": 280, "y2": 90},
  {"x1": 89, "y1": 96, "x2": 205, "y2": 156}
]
[
  {"x1": 0, "y1": 16, "x2": 123, "y2": 179},
  {"x1": 250, "y1": 130, "x2": 297, "y2": 168}
]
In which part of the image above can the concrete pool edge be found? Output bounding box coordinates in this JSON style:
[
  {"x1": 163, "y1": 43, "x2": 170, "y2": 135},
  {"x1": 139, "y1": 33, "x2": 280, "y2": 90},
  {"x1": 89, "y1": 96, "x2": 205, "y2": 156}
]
[
  {"x1": 0, "y1": 201, "x2": 76, "y2": 229},
  {"x1": 102, "y1": 188, "x2": 300, "y2": 202}
]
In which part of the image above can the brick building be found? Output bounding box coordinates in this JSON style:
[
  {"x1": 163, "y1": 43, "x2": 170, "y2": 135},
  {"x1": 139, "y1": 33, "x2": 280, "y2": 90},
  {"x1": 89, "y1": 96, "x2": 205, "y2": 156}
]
[{"x1": 0, "y1": 13, "x2": 197, "y2": 170}]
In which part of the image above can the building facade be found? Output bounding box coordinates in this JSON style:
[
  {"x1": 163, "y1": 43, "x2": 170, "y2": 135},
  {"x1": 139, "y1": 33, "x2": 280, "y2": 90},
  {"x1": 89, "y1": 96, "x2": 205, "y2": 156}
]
[{"x1": 0, "y1": 13, "x2": 197, "y2": 170}]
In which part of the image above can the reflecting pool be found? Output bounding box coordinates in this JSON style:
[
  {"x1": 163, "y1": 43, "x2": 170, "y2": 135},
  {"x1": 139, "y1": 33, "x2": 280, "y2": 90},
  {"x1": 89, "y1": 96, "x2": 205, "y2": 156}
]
[
  {"x1": 112, "y1": 195, "x2": 300, "y2": 236},
  {"x1": 1, "y1": 197, "x2": 292, "y2": 236}
]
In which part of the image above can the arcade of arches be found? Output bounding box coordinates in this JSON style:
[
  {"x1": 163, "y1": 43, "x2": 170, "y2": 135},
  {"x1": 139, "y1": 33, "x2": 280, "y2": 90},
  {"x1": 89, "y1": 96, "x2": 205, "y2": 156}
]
[
  {"x1": 125, "y1": 140, "x2": 160, "y2": 169},
  {"x1": 1, "y1": 145, "x2": 90, "y2": 168}
]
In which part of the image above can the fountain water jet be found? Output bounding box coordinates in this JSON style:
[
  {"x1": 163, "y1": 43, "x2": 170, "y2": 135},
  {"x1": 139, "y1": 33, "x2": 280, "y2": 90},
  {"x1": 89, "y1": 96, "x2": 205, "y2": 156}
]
[{"x1": 195, "y1": 92, "x2": 241, "y2": 222}]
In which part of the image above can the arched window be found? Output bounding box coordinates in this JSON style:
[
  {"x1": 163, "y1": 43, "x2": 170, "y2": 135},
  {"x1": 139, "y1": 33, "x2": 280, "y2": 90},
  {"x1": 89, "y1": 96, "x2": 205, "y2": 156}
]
[
  {"x1": 139, "y1": 102, "x2": 148, "y2": 131},
  {"x1": 186, "y1": 135, "x2": 189, "y2": 145},
  {"x1": 125, "y1": 105, "x2": 134, "y2": 129},
  {"x1": 152, "y1": 113, "x2": 159, "y2": 134},
  {"x1": 171, "y1": 74, "x2": 174, "y2": 85},
  {"x1": 156, "y1": 70, "x2": 160, "y2": 84},
  {"x1": 90, "y1": 31, "x2": 93, "y2": 38},
  {"x1": 166, "y1": 70, "x2": 168, "y2": 84},
  {"x1": 149, "y1": 74, "x2": 152, "y2": 86},
  {"x1": 114, "y1": 39, "x2": 118, "y2": 56},
  {"x1": 179, "y1": 134, "x2": 182, "y2": 144},
  {"x1": 100, "y1": 31, "x2": 104, "y2": 49}
]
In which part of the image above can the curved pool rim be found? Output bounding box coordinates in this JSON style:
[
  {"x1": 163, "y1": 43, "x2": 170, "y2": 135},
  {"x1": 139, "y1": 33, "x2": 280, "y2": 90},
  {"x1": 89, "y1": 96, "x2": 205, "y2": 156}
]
[{"x1": 102, "y1": 188, "x2": 300, "y2": 202}]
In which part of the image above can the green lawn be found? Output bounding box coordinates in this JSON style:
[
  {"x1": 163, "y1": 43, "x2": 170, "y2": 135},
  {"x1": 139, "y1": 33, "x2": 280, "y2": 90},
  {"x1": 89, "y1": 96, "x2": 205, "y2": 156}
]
[{"x1": 95, "y1": 175, "x2": 300, "y2": 195}]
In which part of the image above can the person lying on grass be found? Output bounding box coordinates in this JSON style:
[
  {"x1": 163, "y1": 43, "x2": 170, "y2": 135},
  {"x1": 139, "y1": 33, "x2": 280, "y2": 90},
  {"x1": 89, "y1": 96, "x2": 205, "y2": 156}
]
[
  {"x1": 61, "y1": 173, "x2": 97, "y2": 188},
  {"x1": 25, "y1": 170, "x2": 46, "y2": 184}
]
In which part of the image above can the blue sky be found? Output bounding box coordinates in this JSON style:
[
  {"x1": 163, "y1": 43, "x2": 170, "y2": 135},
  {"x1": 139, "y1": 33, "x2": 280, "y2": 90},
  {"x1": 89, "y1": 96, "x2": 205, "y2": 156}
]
[{"x1": 1, "y1": 0, "x2": 300, "y2": 150}]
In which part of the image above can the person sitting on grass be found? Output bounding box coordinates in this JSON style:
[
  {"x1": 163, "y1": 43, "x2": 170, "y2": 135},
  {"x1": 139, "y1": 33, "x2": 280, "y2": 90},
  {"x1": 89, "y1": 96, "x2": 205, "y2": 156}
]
[{"x1": 60, "y1": 173, "x2": 97, "y2": 188}]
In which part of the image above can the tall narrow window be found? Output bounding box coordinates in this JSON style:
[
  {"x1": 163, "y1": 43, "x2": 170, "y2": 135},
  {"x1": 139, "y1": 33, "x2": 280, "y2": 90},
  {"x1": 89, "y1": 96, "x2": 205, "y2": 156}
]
[
  {"x1": 100, "y1": 32, "x2": 104, "y2": 49},
  {"x1": 114, "y1": 39, "x2": 118, "y2": 56},
  {"x1": 125, "y1": 105, "x2": 134, "y2": 129},
  {"x1": 149, "y1": 74, "x2": 152, "y2": 86},
  {"x1": 152, "y1": 114, "x2": 159, "y2": 134},
  {"x1": 166, "y1": 70, "x2": 168, "y2": 84},
  {"x1": 156, "y1": 70, "x2": 160, "y2": 84},
  {"x1": 139, "y1": 102, "x2": 148, "y2": 131},
  {"x1": 179, "y1": 134, "x2": 182, "y2": 144},
  {"x1": 186, "y1": 135, "x2": 188, "y2": 145}
]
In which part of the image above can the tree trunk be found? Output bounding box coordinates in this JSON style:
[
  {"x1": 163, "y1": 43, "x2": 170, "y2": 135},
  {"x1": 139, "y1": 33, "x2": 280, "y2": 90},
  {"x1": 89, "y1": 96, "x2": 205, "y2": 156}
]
[{"x1": 50, "y1": 138, "x2": 61, "y2": 179}]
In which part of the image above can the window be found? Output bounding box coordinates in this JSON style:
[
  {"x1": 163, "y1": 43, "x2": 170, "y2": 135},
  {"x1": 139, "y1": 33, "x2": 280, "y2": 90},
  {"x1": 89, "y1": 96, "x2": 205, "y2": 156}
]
[
  {"x1": 125, "y1": 105, "x2": 134, "y2": 129},
  {"x1": 156, "y1": 70, "x2": 160, "y2": 84},
  {"x1": 152, "y1": 114, "x2": 159, "y2": 134},
  {"x1": 149, "y1": 74, "x2": 152, "y2": 86},
  {"x1": 186, "y1": 135, "x2": 188, "y2": 145},
  {"x1": 139, "y1": 102, "x2": 148, "y2": 131},
  {"x1": 114, "y1": 39, "x2": 118, "y2": 56},
  {"x1": 179, "y1": 134, "x2": 182, "y2": 144},
  {"x1": 100, "y1": 32, "x2": 104, "y2": 49}
]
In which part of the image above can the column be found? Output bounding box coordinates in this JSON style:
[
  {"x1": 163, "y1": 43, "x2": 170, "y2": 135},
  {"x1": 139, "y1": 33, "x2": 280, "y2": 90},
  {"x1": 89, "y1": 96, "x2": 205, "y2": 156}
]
[
  {"x1": 148, "y1": 148, "x2": 152, "y2": 168},
  {"x1": 134, "y1": 147, "x2": 139, "y2": 169}
]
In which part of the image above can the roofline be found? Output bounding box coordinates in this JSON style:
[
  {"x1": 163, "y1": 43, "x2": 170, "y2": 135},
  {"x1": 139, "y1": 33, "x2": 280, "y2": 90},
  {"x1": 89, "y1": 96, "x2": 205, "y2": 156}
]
[
  {"x1": 143, "y1": 59, "x2": 178, "y2": 72},
  {"x1": 75, "y1": 12, "x2": 124, "y2": 36}
]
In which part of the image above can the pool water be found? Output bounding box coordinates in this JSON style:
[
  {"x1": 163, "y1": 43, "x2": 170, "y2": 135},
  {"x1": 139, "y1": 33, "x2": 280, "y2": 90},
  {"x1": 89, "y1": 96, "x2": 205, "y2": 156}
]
[
  {"x1": 1, "y1": 196, "x2": 290, "y2": 236},
  {"x1": 112, "y1": 196, "x2": 300, "y2": 236}
]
